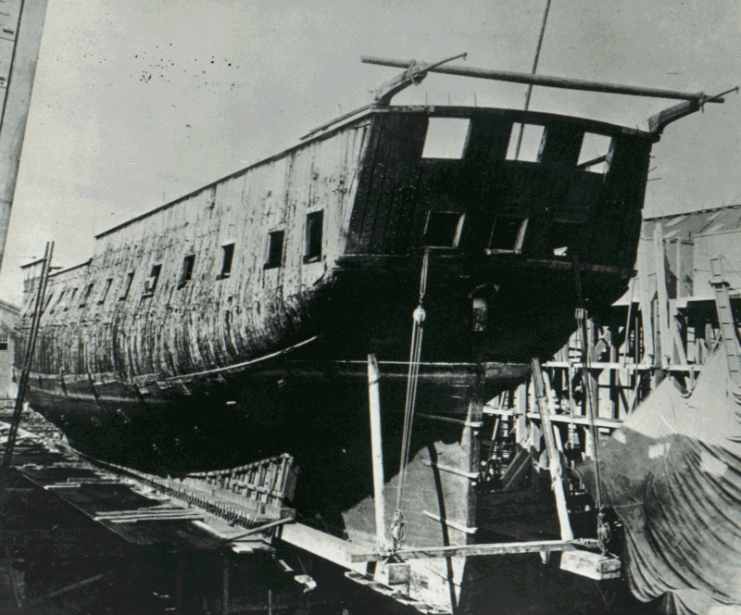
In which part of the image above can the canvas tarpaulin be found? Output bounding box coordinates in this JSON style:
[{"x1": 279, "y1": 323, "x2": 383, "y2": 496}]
[{"x1": 575, "y1": 351, "x2": 741, "y2": 615}]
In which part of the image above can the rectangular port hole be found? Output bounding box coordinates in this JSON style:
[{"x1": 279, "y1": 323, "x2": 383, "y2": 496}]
[
  {"x1": 265, "y1": 230, "x2": 284, "y2": 269},
  {"x1": 304, "y1": 211, "x2": 323, "y2": 263},
  {"x1": 489, "y1": 216, "x2": 528, "y2": 252},
  {"x1": 424, "y1": 212, "x2": 465, "y2": 247},
  {"x1": 178, "y1": 254, "x2": 196, "y2": 289},
  {"x1": 421, "y1": 118, "x2": 470, "y2": 159},
  {"x1": 506, "y1": 123, "x2": 545, "y2": 162},
  {"x1": 578, "y1": 133, "x2": 613, "y2": 173},
  {"x1": 98, "y1": 278, "x2": 113, "y2": 303},
  {"x1": 220, "y1": 243, "x2": 235, "y2": 278}
]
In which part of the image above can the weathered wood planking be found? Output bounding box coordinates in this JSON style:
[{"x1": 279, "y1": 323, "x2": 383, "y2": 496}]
[
  {"x1": 29, "y1": 121, "x2": 369, "y2": 379},
  {"x1": 22, "y1": 106, "x2": 654, "y2": 385}
]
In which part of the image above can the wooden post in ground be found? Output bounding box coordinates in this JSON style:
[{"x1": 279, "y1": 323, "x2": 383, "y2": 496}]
[{"x1": 367, "y1": 354, "x2": 388, "y2": 551}]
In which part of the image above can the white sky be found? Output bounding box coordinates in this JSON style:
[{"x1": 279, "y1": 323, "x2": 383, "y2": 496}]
[{"x1": 1, "y1": 0, "x2": 740, "y2": 305}]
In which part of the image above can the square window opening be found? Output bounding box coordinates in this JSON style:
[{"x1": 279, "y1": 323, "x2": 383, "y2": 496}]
[
  {"x1": 120, "y1": 272, "x2": 135, "y2": 300},
  {"x1": 80, "y1": 283, "x2": 95, "y2": 307},
  {"x1": 265, "y1": 231, "x2": 285, "y2": 269},
  {"x1": 424, "y1": 212, "x2": 465, "y2": 248},
  {"x1": 304, "y1": 211, "x2": 324, "y2": 263},
  {"x1": 577, "y1": 133, "x2": 613, "y2": 173},
  {"x1": 143, "y1": 264, "x2": 162, "y2": 296},
  {"x1": 421, "y1": 118, "x2": 470, "y2": 160},
  {"x1": 489, "y1": 216, "x2": 529, "y2": 252},
  {"x1": 178, "y1": 255, "x2": 196, "y2": 289},
  {"x1": 98, "y1": 278, "x2": 113, "y2": 304},
  {"x1": 0, "y1": 334, "x2": 8, "y2": 351},
  {"x1": 51, "y1": 289, "x2": 66, "y2": 313},
  {"x1": 64, "y1": 288, "x2": 78, "y2": 311},
  {"x1": 505, "y1": 123, "x2": 546, "y2": 162},
  {"x1": 219, "y1": 244, "x2": 235, "y2": 279}
]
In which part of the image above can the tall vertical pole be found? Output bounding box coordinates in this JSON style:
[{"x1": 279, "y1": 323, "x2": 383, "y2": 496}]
[
  {"x1": 1, "y1": 241, "x2": 52, "y2": 477},
  {"x1": 368, "y1": 354, "x2": 388, "y2": 551},
  {"x1": 0, "y1": 0, "x2": 51, "y2": 272},
  {"x1": 514, "y1": 0, "x2": 553, "y2": 160}
]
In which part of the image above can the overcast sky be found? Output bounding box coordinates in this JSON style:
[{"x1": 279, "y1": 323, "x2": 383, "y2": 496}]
[{"x1": 1, "y1": 0, "x2": 739, "y2": 304}]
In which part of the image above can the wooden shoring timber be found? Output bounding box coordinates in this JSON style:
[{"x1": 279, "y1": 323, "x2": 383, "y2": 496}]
[
  {"x1": 542, "y1": 360, "x2": 700, "y2": 371},
  {"x1": 483, "y1": 407, "x2": 623, "y2": 430},
  {"x1": 348, "y1": 538, "x2": 601, "y2": 563},
  {"x1": 223, "y1": 517, "x2": 294, "y2": 543},
  {"x1": 530, "y1": 359, "x2": 573, "y2": 541}
]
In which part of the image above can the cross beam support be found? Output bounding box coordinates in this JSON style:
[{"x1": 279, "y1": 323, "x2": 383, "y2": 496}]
[{"x1": 348, "y1": 538, "x2": 600, "y2": 563}]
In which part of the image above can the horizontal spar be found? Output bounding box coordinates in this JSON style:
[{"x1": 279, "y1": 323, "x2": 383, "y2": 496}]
[
  {"x1": 361, "y1": 56, "x2": 723, "y2": 103},
  {"x1": 348, "y1": 538, "x2": 602, "y2": 563}
]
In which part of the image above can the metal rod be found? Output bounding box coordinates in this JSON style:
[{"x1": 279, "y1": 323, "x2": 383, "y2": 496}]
[
  {"x1": 361, "y1": 56, "x2": 722, "y2": 103},
  {"x1": 514, "y1": 0, "x2": 553, "y2": 160}
]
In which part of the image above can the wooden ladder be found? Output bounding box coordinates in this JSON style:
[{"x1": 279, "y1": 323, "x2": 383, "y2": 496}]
[{"x1": 710, "y1": 258, "x2": 741, "y2": 385}]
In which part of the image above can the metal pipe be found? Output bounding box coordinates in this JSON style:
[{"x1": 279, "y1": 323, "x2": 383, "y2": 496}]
[
  {"x1": 361, "y1": 56, "x2": 721, "y2": 103},
  {"x1": 515, "y1": 0, "x2": 553, "y2": 160}
]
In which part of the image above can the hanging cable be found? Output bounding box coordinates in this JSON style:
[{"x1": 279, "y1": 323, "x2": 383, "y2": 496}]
[{"x1": 390, "y1": 250, "x2": 430, "y2": 551}]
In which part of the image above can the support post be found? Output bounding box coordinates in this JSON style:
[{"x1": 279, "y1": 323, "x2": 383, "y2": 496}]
[
  {"x1": 221, "y1": 551, "x2": 230, "y2": 615},
  {"x1": 1, "y1": 242, "x2": 53, "y2": 484},
  {"x1": 368, "y1": 354, "x2": 388, "y2": 551},
  {"x1": 530, "y1": 358, "x2": 574, "y2": 541}
]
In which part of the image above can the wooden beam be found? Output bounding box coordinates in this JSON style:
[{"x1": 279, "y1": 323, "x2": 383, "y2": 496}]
[
  {"x1": 417, "y1": 413, "x2": 483, "y2": 428},
  {"x1": 367, "y1": 354, "x2": 388, "y2": 551},
  {"x1": 224, "y1": 517, "x2": 294, "y2": 542},
  {"x1": 27, "y1": 573, "x2": 109, "y2": 606},
  {"x1": 422, "y1": 460, "x2": 478, "y2": 480},
  {"x1": 543, "y1": 360, "x2": 674, "y2": 370},
  {"x1": 360, "y1": 56, "x2": 718, "y2": 103},
  {"x1": 348, "y1": 538, "x2": 601, "y2": 563},
  {"x1": 530, "y1": 359, "x2": 573, "y2": 541},
  {"x1": 482, "y1": 408, "x2": 623, "y2": 430},
  {"x1": 422, "y1": 510, "x2": 477, "y2": 535},
  {"x1": 654, "y1": 226, "x2": 671, "y2": 368}
]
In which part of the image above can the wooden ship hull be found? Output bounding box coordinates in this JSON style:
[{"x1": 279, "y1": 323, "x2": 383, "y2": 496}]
[{"x1": 18, "y1": 100, "x2": 659, "y2": 610}]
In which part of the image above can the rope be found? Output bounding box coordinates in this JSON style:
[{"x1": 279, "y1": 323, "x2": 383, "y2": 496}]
[{"x1": 390, "y1": 250, "x2": 430, "y2": 550}]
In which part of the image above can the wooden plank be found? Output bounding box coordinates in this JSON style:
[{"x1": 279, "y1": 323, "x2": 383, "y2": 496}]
[
  {"x1": 654, "y1": 225, "x2": 671, "y2": 367},
  {"x1": 422, "y1": 461, "x2": 478, "y2": 480},
  {"x1": 348, "y1": 538, "x2": 602, "y2": 563},
  {"x1": 422, "y1": 510, "x2": 477, "y2": 535},
  {"x1": 280, "y1": 522, "x2": 369, "y2": 569},
  {"x1": 482, "y1": 408, "x2": 623, "y2": 430},
  {"x1": 367, "y1": 354, "x2": 388, "y2": 551},
  {"x1": 530, "y1": 359, "x2": 573, "y2": 541},
  {"x1": 416, "y1": 413, "x2": 483, "y2": 428}
]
